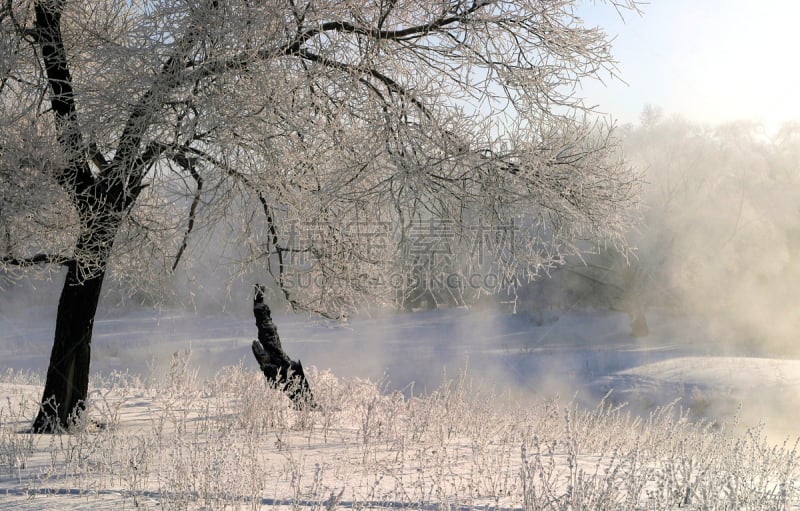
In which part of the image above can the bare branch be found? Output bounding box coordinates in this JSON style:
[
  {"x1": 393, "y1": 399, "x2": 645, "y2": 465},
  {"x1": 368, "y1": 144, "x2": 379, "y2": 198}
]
[
  {"x1": 170, "y1": 153, "x2": 203, "y2": 272},
  {"x1": 257, "y1": 192, "x2": 292, "y2": 303},
  {"x1": 302, "y1": 2, "x2": 489, "y2": 44},
  {"x1": 33, "y1": 0, "x2": 94, "y2": 195},
  {"x1": 295, "y1": 48, "x2": 430, "y2": 117},
  {"x1": 1, "y1": 253, "x2": 72, "y2": 267}
]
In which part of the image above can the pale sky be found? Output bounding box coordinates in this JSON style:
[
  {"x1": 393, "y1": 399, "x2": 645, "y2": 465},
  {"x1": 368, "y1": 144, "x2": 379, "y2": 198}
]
[{"x1": 577, "y1": 0, "x2": 800, "y2": 128}]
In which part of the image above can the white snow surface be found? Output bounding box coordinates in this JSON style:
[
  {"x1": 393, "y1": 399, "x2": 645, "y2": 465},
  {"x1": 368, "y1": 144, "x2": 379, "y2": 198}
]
[{"x1": 1, "y1": 305, "x2": 800, "y2": 509}]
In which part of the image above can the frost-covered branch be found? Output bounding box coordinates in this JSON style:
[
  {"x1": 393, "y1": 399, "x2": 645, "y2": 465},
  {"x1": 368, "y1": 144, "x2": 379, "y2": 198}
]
[
  {"x1": 1, "y1": 252, "x2": 72, "y2": 267},
  {"x1": 166, "y1": 149, "x2": 203, "y2": 273}
]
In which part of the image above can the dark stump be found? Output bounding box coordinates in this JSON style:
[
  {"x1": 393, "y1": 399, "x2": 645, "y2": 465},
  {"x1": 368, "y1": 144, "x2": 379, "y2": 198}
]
[{"x1": 251, "y1": 284, "x2": 315, "y2": 409}]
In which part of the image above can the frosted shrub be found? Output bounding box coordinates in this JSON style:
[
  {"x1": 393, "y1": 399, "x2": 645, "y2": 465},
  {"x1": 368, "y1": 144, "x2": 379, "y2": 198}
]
[
  {"x1": 0, "y1": 398, "x2": 35, "y2": 480},
  {"x1": 205, "y1": 363, "x2": 293, "y2": 435},
  {"x1": 519, "y1": 399, "x2": 800, "y2": 510}
]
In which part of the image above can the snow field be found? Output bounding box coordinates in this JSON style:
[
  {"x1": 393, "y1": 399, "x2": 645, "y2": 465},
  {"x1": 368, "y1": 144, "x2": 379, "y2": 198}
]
[{"x1": 1, "y1": 351, "x2": 798, "y2": 511}]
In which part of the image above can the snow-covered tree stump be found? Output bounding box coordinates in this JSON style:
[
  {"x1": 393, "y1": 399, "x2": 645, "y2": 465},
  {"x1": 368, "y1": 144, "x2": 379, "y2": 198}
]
[{"x1": 251, "y1": 284, "x2": 315, "y2": 409}]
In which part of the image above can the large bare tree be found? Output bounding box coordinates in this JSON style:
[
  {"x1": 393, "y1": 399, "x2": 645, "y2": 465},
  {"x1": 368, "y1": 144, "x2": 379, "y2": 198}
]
[{"x1": 0, "y1": 0, "x2": 640, "y2": 431}]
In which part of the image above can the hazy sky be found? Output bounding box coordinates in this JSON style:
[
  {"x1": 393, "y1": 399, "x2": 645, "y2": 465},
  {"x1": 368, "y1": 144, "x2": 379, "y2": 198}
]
[{"x1": 578, "y1": 0, "x2": 800, "y2": 128}]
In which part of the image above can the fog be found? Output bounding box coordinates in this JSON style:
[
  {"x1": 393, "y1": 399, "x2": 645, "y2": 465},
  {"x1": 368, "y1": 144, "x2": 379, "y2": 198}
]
[{"x1": 621, "y1": 111, "x2": 800, "y2": 355}]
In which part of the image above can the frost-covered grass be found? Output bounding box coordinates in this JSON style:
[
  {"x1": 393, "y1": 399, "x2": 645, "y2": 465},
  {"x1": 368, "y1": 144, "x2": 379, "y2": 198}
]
[{"x1": 1, "y1": 352, "x2": 799, "y2": 511}]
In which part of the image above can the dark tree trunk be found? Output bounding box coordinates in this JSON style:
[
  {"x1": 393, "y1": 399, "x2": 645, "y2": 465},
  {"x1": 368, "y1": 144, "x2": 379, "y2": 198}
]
[
  {"x1": 29, "y1": 0, "x2": 166, "y2": 432},
  {"x1": 32, "y1": 260, "x2": 106, "y2": 432},
  {"x1": 251, "y1": 284, "x2": 315, "y2": 409}
]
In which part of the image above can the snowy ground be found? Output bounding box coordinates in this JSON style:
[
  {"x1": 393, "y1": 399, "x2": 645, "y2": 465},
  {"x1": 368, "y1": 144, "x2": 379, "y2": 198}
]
[{"x1": 1, "y1": 304, "x2": 800, "y2": 509}]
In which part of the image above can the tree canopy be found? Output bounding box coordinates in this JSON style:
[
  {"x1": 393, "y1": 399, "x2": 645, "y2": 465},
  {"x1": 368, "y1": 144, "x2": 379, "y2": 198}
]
[
  {"x1": 0, "y1": 0, "x2": 641, "y2": 429},
  {"x1": 1, "y1": 0, "x2": 640, "y2": 316}
]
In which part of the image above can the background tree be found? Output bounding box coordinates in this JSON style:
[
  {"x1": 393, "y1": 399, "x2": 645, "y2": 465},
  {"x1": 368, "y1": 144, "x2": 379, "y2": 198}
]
[
  {"x1": 618, "y1": 113, "x2": 800, "y2": 352},
  {"x1": 0, "y1": 0, "x2": 640, "y2": 431}
]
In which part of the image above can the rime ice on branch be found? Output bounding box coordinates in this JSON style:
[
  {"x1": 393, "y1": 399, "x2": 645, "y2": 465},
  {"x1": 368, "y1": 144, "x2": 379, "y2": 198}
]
[{"x1": 251, "y1": 284, "x2": 315, "y2": 409}]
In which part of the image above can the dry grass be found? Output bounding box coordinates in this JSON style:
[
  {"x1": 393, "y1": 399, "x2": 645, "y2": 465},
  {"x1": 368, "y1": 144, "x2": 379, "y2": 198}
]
[{"x1": 0, "y1": 352, "x2": 798, "y2": 510}]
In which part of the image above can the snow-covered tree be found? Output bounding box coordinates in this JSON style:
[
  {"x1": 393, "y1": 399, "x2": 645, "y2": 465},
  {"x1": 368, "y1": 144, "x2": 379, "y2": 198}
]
[{"x1": 0, "y1": 0, "x2": 640, "y2": 431}]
